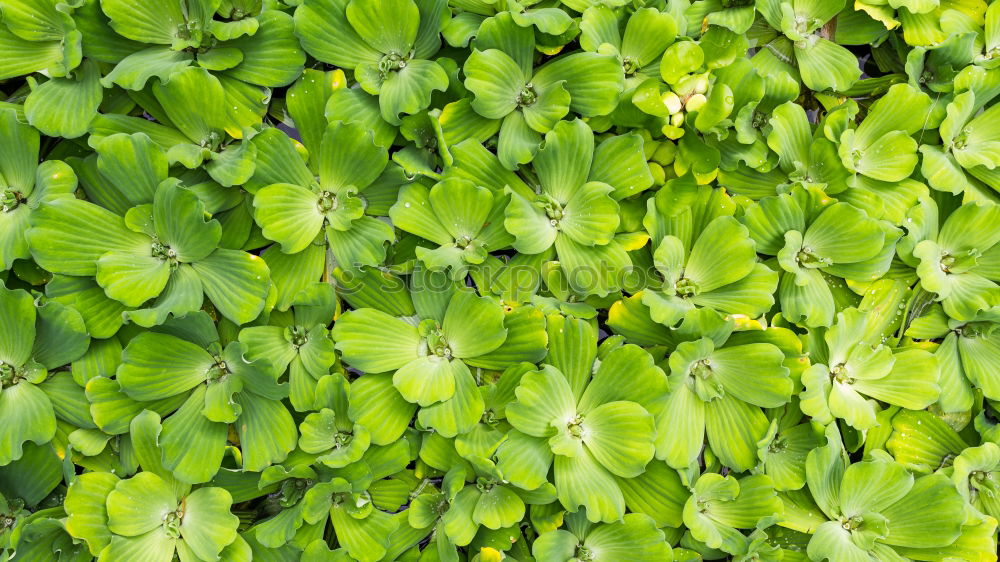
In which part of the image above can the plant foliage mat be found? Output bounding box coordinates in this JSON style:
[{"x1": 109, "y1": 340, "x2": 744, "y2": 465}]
[{"x1": 2, "y1": 0, "x2": 1000, "y2": 560}]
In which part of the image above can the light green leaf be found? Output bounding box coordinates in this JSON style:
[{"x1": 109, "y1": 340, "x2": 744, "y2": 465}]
[
  {"x1": 253, "y1": 183, "x2": 326, "y2": 253},
  {"x1": 705, "y1": 393, "x2": 770, "y2": 472},
  {"x1": 505, "y1": 190, "x2": 557, "y2": 254},
  {"x1": 507, "y1": 366, "x2": 576, "y2": 438},
  {"x1": 442, "y1": 289, "x2": 507, "y2": 359},
  {"x1": 533, "y1": 52, "x2": 624, "y2": 117},
  {"x1": 151, "y1": 67, "x2": 226, "y2": 145},
  {"x1": 179, "y1": 487, "x2": 239, "y2": 560},
  {"x1": 560, "y1": 182, "x2": 619, "y2": 247},
  {"x1": 27, "y1": 198, "x2": 150, "y2": 276},
  {"x1": 582, "y1": 401, "x2": 655, "y2": 478},
  {"x1": 117, "y1": 332, "x2": 212, "y2": 401},
  {"x1": 318, "y1": 121, "x2": 388, "y2": 192},
  {"x1": 345, "y1": 0, "x2": 418, "y2": 55},
  {"x1": 685, "y1": 217, "x2": 756, "y2": 293},
  {"x1": 473, "y1": 485, "x2": 524, "y2": 530},
  {"x1": 0, "y1": 382, "x2": 56, "y2": 465},
  {"x1": 159, "y1": 387, "x2": 228, "y2": 484},
  {"x1": 374, "y1": 58, "x2": 449, "y2": 125},
  {"x1": 332, "y1": 308, "x2": 421, "y2": 372},
  {"x1": 325, "y1": 215, "x2": 394, "y2": 269},
  {"x1": 416, "y1": 360, "x2": 485, "y2": 437},
  {"x1": 65, "y1": 471, "x2": 120, "y2": 556},
  {"x1": 0, "y1": 284, "x2": 36, "y2": 366},
  {"x1": 101, "y1": 47, "x2": 193, "y2": 90},
  {"x1": 392, "y1": 356, "x2": 456, "y2": 406},
  {"x1": 106, "y1": 472, "x2": 177, "y2": 537},
  {"x1": 554, "y1": 448, "x2": 624, "y2": 523},
  {"x1": 534, "y1": 119, "x2": 593, "y2": 203},
  {"x1": 794, "y1": 37, "x2": 861, "y2": 92},
  {"x1": 191, "y1": 249, "x2": 270, "y2": 325},
  {"x1": 24, "y1": 60, "x2": 102, "y2": 139},
  {"x1": 464, "y1": 49, "x2": 525, "y2": 119}
]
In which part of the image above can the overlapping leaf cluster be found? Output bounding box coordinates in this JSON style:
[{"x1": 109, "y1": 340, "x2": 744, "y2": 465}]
[{"x1": 3, "y1": 0, "x2": 1000, "y2": 560}]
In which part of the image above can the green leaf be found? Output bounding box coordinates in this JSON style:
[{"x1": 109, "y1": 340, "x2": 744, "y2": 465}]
[
  {"x1": 848, "y1": 130, "x2": 919, "y2": 182},
  {"x1": 350, "y1": 373, "x2": 417, "y2": 446},
  {"x1": 100, "y1": 0, "x2": 188, "y2": 45},
  {"x1": 615, "y1": 461, "x2": 688, "y2": 528},
  {"x1": 191, "y1": 249, "x2": 270, "y2": 325},
  {"x1": 0, "y1": 382, "x2": 56, "y2": 465},
  {"x1": 118, "y1": 332, "x2": 212, "y2": 401},
  {"x1": 685, "y1": 217, "x2": 757, "y2": 293},
  {"x1": 804, "y1": 203, "x2": 885, "y2": 264},
  {"x1": 159, "y1": 386, "x2": 228, "y2": 484},
  {"x1": 31, "y1": 299, "x2": 90, "y2": 369},
  {"x1": 329, "y1": 503, "x2": 398, "y2": 561},
  {"x1": 293, "y1": 0, "x2": 382, "y2": 69},
  {"x1": 65, "y1": 471, "x2": 120, "y2": 556},
  {"x1": 684, "y1": 473, "x2": 782, "y2": 555},
  {"x1": 0, "y1": 28, "x2": 67, "y2": 81},
  {"x1": 106, "y1": 472, "x2": 177, "y2": 537},
  {"x1": 534, "y1": 119, "x2": 593, "y2": 203},
  {"x1": 555, "y1": 235, "x2": 633, "y2": 297},
  {"x1": 442, "y1": 289, "x2": 507, "y2": 358},
  {"x1": 223, "y1": 10, "x2": 306, "y2": 88},
  {"x1": 325, "y1": 215, "x2": 394, "y2": 269},
  {"x1": 533, "y1": 53, "x2": 624, "y2": 116},
  {"x1": 179, "y1": 487, "x2": 239, "y2": 560},
  {"x1": 0, "y1": 284, "x2": 36, "y2": 366},
  {"x1": 589, "y1": 133, "x2": 655, "y2": 200},
  {"x1": 236, "y1": 391, "x2": 298, "y2": 471},
  {"x1": 464, "y1": 49, "x2": 526, "y2": 120},
  {"x1": 128, "y1": 410, "x2": 188, "y2": 496},
  {"x1": 429, "y1": 178, "x2": 493, "y2": 242},
  {"x1": 711, "y1": 344, "x2": 792, "y2": 408},
  {"x1": 24, "y1": 60, "x2": 102, "y2": 139},
  {"x1": 248, "y1": 128, "x2": 313, "y2": 191},
  {"x1": 332, "y1": 308, "x2": 421, "y2": 372},
  {"x1": 418, "y1": 367, "x2": 484, "y2": 440},
  {"x1": 392, "y1": 356, "x2": 457, "y2": 406},
  {"x1": 151, "y1": 66, "x2": 227, "y2": 145},
  {"x1": 101, "y1": 529, "x2": 176, "y2": 562},
  {"x1": 206, "y1": 139, "x2": 257, "y2": 187},
  {"x1": 123, "y1": 263, "x2": 204, "y2": 328},
  {"x1": 554, "y1": 448, "x2": 624, "y2": 523},
  {"x1": 794, "y1": 37, "x2": 861, "y2": 92},
  {"x1": 505, "y1": 190, "x2": 558, "y2": 254},
  {"x1": 621, "y1": 9, "x2": 677, "y2": 67},
  {"x1": 582, "y1": 401, "x2": 655, "y2": 478},
  {"x1": 585, "y1": 513, "x2": 675, "y2": 561},
  {"x1": 806, "y1": 520, "x2": 872, "y2": 562},
  {"x1": 778, "y1": 268, "x2": 835, "y2": 328},
  {"x1": 253, "y1": 183, "x2": 325, "y2": 253},
  {"x1": 366, "y1": 59, "x2": 450, "y2": 125},
  {"x1": 101, "y1": 47, "x2": 193, "y2": 91},
  {"x1": 705, "y1": 393, "x2": 770, "y2": 472},
  {"x1": 838, "y1": 455, "x2": 912, "y2": 516},
  {"x1": 559, "y1": 182, "x2": 619, "y2": 247},
  {"x1": 390, "y1": 183, "x2": 452, "y2": 245},
  {"x1": 880, "y1": 473, "x2": 965, "y2": 548},
  {"x1": 345, "y1": 0, "x2": 418, "y2": 56},
  {"x1": 27, "y1": 198, "x2": 149, "y2": 276},
  {"x1": 473, "y1": 485, "x2": 524, "y2": 530},
  {"x1": 495, "y1": 430, "x2": 553, "y2": 491},
  {"x1": 318, "y1": 121, "x2": 388, "y2": 192},
  {"x1": 95, "y1": 133, "x2": 168, "y2": 206},
  {"x1": 507, "y1": 366, "x2": 576, "y2": 438},
  {"x1": 851, "y1": 349, "x2": 939, "y2": 410},
  {"x1": 95, "y1": 251, "x2": 170, "y2": 308}
]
